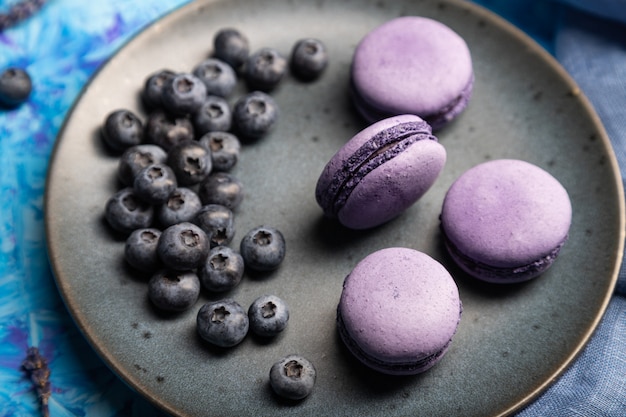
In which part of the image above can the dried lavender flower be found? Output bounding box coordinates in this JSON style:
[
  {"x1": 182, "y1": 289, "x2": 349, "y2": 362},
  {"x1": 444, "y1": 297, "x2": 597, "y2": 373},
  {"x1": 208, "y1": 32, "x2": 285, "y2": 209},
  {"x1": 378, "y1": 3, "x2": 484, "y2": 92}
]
[{"x1": 22, "y1": 347, "x2": 51, "y2": 417}]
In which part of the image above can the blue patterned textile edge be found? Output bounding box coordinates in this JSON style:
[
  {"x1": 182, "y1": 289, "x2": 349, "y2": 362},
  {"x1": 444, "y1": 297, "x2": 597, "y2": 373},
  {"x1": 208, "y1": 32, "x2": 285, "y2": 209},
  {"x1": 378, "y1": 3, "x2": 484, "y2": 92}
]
[{"x1": 0, "y1": 1, "x2": 190, "y2": 415}]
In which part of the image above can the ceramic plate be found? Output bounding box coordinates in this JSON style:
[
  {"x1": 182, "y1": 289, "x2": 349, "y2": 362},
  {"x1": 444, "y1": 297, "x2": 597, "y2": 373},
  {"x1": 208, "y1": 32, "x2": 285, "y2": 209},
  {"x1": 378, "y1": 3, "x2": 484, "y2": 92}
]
[{"x1": 45, "y1": 0, "x2": 624, "y2": 416}]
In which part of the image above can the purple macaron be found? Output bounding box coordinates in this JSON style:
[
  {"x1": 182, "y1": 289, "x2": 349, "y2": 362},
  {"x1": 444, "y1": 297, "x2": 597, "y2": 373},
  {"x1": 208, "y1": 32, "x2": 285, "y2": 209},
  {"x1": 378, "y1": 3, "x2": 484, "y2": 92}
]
[
  {"x1": 337, "y1": 247, "x2": 462, "y2": 375},
  {"x1": 315, "y1": 114, "x2": 446, "y2": 230},
  {"x1": 440, "y1": 159, "x2": 572, "y2": 283},
  {"x1": 351, "y1": 16, "x2": 474, "y2": 130}
]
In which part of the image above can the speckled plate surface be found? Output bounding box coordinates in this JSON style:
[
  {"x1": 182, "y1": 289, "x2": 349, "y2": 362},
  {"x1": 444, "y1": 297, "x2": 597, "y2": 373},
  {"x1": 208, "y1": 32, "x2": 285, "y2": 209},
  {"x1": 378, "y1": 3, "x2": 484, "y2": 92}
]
[{"x1": 45, "y1": 0, "x2": 624, "y2": 416}]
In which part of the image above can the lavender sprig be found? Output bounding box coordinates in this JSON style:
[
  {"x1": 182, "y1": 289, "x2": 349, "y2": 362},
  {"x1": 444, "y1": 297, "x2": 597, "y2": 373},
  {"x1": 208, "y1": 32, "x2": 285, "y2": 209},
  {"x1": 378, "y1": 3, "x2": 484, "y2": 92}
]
[{"x1": 22, "y1": 346, "x2": 51, "y2": 417}]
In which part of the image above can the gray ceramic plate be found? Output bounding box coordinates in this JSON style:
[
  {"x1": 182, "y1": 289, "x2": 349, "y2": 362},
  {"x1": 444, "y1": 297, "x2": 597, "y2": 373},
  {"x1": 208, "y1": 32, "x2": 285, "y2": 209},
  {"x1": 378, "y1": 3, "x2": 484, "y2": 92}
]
[{"x1": 45, "y1": 0, "x2": 625, "y2": 416}]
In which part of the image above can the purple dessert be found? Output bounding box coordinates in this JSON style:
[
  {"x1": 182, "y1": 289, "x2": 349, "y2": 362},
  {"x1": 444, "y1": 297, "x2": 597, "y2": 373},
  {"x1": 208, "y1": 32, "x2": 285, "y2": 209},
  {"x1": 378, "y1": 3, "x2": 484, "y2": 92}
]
[
  {"x1": 337, "y1": 247, "x2": 462, "y2": 375},
  {"x1": 315, "y1": 114, "x2": 446, "y2": 230},
  {"x1": 351, "y1": 16, "x2": 474, "y2": 130},
  {"x1": 440, "y1": 159, "x2": 572, "y2": 283}
]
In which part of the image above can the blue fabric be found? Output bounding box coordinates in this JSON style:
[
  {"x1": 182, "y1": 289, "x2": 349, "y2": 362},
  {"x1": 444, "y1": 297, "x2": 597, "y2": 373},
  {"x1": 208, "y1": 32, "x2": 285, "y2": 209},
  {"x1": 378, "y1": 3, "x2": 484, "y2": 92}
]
[
  {"x1": 0, "y1": 1, "x2": 192, "y2": 415},
  {"x1": 0, "y1": 0, "x2": 624, "y2": 416}
]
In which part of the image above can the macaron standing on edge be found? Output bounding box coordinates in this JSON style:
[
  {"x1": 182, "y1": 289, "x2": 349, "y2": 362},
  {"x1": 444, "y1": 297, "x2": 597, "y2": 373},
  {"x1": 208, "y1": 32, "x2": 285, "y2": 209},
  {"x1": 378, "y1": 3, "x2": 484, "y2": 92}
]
[
  {"x1": 337, "y1": 247, "x2": 462, "y2": 375},
  {"x1": 440, "y1": 159, "x2": 572, "y2": 283},
  {"x1": 315, "y1": 114, "x2": 446, "y2": 230},
  {"x1": 351, "y1": 16, "x2": 474, "y2": 130}
]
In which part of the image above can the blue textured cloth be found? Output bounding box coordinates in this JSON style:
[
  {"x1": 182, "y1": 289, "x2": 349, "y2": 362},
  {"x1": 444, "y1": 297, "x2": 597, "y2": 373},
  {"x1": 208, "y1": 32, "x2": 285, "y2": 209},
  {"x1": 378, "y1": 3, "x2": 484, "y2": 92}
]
[
  {"x1": 0, "y1": 0, "x2": 624, "y2": 416},
  {"x1": 0, "y1": 1, "x2": 192, "y2": 415}
]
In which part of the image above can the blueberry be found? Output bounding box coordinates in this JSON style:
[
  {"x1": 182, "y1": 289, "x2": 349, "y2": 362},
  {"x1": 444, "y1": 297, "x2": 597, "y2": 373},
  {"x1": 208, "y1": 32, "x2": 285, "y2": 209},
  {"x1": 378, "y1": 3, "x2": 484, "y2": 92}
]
[
  {"x1": 104, "y1": 187, "x2": 154, "y2": 234},
  {"x1": 192, "y1": 95, "x2": 232, "y2": 136},
  {"x1": 166, "y1": 141, "x2": 213, "y2": 186},
  {"x1": 192, "y1": 58, "x2": 237, "y2": 97},
  {"x1": 133, "y1": 163, "x2": 178, "y2": 205},
  {"x1": 193, "y1": 204, "x2": 235, "y2": 248},
  {"x1": 156, "y1": 187, "x2": 203, "y2": 227},
  {"x1": 197, "y1": 299, "x2": 249, "y2": 347},
  {"x1": 248, "y1": 294, "x2": 289, "y2": 337},
  {"x1": 244, "y1": 48, "x2": 287, "y2": 91},
  {"x1": 213, "y1": 28, "x2": 250, "y2": 71},
  {"x1": 157, "y1": 222, "x2": 209, "y2": 271},
  {"x1": 290, "y1": 38, "x2": 328, "y2": 81},
  {"x1": 0, "y1": 67, "x2": 32, "y2": 108},
  {"x1": 162, "y1": 72, "x2": 207, "y2": 116},
  {"x1": 240, "y1": 225, "x2": 286, "y2": 271},
  {"x1": 118, "y1": 144, "x2": 168, "y2": 186},
  {"x1": 232, "y1": 91, "x2": 278, "y2": 141},
  {"x1": 145, "y1": 110, "x2": 195, "y2": 152},
  {"x1": 148, "y1": 270, "x2": 201, "y2": 312},
  {"x1": 101, "y1": 109, "x2": 144, "y2": 152},
  {"x1": 142, "y1": 69, "x2": 177, "y2": 109},
  {"x1": 269, "y1": 355, "x2": 316, "y2": 400},
  {"x1": 198, "y1": 246, "x2": 245, "y2": 292},
  {"x1": 197, "y1": 172, "x2": 244, "y2": 210},
  {"x1": 198, "y1": 131, "x2": 241, "y2": 172},
  {"x1": 124, "y1": 228, "x2": 162, "y2": 273}
]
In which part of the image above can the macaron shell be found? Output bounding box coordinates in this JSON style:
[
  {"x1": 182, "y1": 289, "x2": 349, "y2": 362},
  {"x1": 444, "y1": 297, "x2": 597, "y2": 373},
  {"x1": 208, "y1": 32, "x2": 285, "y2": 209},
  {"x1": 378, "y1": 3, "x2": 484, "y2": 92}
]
[
  {"x1": 441, "y1": 159, "x2": 572, "y2": 270},
  {"x1": 351, "y1": 16, "x2": 473, "y2": 125},
  {"x1": 316, "y1": 114, "x2": 430, "y2": 206},
  {"x1": 315, "y1": 114, "x2": 441, "y2": 229},
  {"x1": 337, "y1": 138, "x2": 446, "y2": 230},
  {"x1": 338, "y1": 248, "x2": 461, "y2": 374}
]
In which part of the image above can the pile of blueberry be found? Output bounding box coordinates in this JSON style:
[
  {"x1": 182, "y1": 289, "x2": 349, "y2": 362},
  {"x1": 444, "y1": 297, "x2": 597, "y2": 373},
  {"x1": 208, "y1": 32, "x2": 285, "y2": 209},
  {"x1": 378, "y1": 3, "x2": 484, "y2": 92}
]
[{"x1": 102, "y1": 27, "x2": 325, "y2": 400}]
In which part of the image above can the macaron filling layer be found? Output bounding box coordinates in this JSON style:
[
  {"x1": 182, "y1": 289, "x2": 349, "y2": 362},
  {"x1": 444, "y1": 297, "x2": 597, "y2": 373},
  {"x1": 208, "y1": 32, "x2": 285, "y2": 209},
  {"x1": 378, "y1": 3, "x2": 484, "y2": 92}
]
[
  {"x1": 351, "y1": 75, "x2": 474, "y2": 130},
  {"x1": 441, "y1": 226, "x2": 568, "y2": 283},
  {"x1": 317, "y1": 120, "x2": 436, "y2": 219},
  {"x1": 337, "y1": 305, "x2": 457, "y2": 374}
]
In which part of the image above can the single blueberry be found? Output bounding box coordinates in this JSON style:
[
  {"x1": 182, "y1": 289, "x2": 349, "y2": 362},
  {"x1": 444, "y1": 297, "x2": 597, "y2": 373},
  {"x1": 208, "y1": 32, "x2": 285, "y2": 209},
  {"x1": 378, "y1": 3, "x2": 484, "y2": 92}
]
[
  {"x1": 162, "y1": 73, "x2": 207, "y2": 116},
  {"x1": 269, "y1": 354, "x2": 316, "y2": 400},
  {"x1": 248, "y1": 294, "x2": 289, "y2": 337},
  {"x1": 193, "y1": 204, "x2": 235, "y2": 248},
  {"x1": 197, "y1": 299, "x2": 249, "y2": 347},
  {"x1": 166, "y1": 140, "x2": 213, "y2": 186},
  {"x1": 148, "y1": 270, "x2": 201, "y2": 312},
  {"x1": 104, "y1": 187, "x2": 154, "y2": 234},
  {"x1": 145, "y1": 110, "x2": 195, "y2": 152},
  {"x1": 157, "y1": 222, "x2": 210, "y2": 271},
  {"x1": 101, "y1": 109, "x2": 144, "y2": 152},
  {"x1": 232, "y1": 91, "x2": 278, "y2": 142},
  {"x1": 192, "y1": 95, "x2": 232, "y2": 136},
  {"x1": 192, "y1": 58, "x2": 237, "y2": 97},
  {"x1": 118, "y1": 144, "x2": 168, "y2": 186},
  {"x1": 244, "y1": 48, "x2": 287, "y2": 91},
  {"x1": 156, "y1": 187, "x2": 203, "y2": 227},
  {"x1": 290, "y1": 38, "x2": 328, "y2": 81},
  {"x1": 239, "y1": 225, "x2": 286, "y2": 272},
  {"x1": 124, "y1": 228, "x2": 163, "y2": 273},
  {"x1": 197, "y1": 172, "x2": 244, "y2": 211},
  {"x1": 198, "y1": 246, "x2": 245, "y2": 292},
  {"x1": 198, "y1": 131, "x2": 240, "y2": 172},
  {"x1": 0, "y1": 67, "x2": 32, "y2": 108},
  {"x1": 133, "y1": 163, "x2": 178, "y2": 205},
  {"x1": 142, "y1": 69, "x2": 177, "y2": 109},
  {"x1": 213, "y1": 28, "x2": 250, "y2": 71}
]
